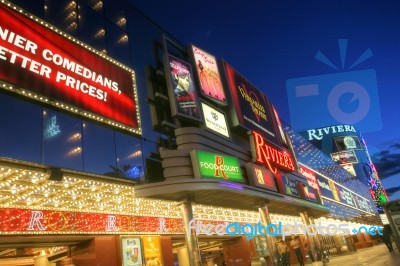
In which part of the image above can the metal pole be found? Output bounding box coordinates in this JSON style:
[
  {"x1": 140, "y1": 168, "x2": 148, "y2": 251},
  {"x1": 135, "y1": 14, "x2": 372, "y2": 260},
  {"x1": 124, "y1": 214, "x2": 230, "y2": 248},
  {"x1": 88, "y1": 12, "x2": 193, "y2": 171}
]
[
  {"x1": 181, "y1": 198, "x2": 202, "y2": 266},
  {"x1": 258, "y1": 205, "x2": 277, "y2": 266}
]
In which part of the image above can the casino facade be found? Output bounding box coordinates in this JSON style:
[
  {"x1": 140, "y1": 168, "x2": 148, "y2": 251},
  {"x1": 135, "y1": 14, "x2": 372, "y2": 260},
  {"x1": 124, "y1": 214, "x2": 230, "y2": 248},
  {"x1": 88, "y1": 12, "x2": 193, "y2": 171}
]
[{"x1": 0, "y1": 1, "x2": 385, "y2": 266}]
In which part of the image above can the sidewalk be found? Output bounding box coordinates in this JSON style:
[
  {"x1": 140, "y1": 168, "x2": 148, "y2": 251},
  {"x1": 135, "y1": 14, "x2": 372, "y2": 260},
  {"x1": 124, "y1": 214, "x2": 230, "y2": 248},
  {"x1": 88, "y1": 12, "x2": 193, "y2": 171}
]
[{"x1": 308, "y1": 243, "x2": 400, "y2": 266}]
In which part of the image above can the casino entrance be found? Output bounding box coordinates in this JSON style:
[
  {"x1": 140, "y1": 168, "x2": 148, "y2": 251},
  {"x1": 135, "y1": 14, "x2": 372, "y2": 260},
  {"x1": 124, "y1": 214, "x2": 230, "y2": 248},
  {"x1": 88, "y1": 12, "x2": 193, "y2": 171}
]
[{"x1": 0, "y1": 235, "x2": 254, "y2": 266}]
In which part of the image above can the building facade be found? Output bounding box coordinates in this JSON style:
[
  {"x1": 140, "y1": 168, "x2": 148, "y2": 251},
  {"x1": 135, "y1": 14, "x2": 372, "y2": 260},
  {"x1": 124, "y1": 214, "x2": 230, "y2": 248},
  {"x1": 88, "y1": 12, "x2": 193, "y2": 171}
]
[{"x1": 0, "y1": 1, "x2": 382, "y2": 265}]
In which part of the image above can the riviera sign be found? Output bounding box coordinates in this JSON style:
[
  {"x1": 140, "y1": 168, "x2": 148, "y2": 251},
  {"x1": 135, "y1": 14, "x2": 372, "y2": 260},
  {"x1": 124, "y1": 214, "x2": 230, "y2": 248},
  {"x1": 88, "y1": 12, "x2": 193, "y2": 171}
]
[{"x1": 250, "y1": 131, "x2": 295, "y2": 174}]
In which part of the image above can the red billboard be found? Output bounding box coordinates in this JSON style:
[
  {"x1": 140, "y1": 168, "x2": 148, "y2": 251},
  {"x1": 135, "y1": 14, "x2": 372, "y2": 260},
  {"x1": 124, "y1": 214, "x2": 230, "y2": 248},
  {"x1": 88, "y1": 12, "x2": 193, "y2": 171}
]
[
  {"x1": 0, "y1": 208, "x2": 183, "y2": 234},
  {"x1": 0, "y1": 3, "x2": 141, "y2": 134}
]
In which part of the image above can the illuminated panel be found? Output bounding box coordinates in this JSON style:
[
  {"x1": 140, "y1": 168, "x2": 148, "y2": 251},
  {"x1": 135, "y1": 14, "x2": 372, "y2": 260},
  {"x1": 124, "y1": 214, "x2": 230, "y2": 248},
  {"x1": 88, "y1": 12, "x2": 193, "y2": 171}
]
[
  {"x1": 299, "y1": 165, "x2": 320, "y2": 191},
  {"x1": 275, "y1": 174, "x2": 300, "y2": 197},
  {"x1": 246, "y1": 163, "x2": 278, "y2": 191},
  {"x1": 189, "y1": 45, "x2": 227, "y2": 105},
  {"x1": 334, "y1": 136, "x2": 362, "y2": 151},
  {"x1": 316, "y1": 173, "x2": 375, "y2": 213},
  {"x1": 163, "y1": 54, "x2": 201, "y2": 121},
  {"x1": 222, "y1": 61, "x2": 281, "y2": 146},
  {"x1": 143, "y1": 236, "x2": 163, "y2": 265},
  {"x1": 331, "y1": 150, "x2": 358, "y2": 164},
  {"x1": 190, "y1": 150, "x2": 244, "y2": 183},
  {"x1": 0, "y1": 2, "x2": 141, "y2": 134},
  {"x1": 201, "y1": 102, "x2": 229, "y2": 138},
  {"x1": 0, "y1": 208, "x2": 183, "y2": 234},
  {"x1": 250, "y1": 131, "x2": 295, "y2": 174}
]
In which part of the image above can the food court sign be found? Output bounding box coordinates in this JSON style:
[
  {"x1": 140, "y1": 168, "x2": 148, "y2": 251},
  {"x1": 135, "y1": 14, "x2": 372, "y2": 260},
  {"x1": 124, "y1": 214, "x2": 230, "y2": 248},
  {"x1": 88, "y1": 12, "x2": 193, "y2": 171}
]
[
  {"x1": 0, "y1": 2, "x2": 141, "y2": 134},
  {"x1": 190, "y1": 150, "x2": 244, "y2": 182}
]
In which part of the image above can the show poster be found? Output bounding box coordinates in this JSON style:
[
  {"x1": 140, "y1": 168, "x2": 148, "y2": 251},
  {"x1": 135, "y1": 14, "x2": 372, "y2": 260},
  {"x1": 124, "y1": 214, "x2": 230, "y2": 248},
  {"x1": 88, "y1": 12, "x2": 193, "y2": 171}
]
[
  {"x1": 189, "y1": 45, "x2": 226, "y2": 105},
  {"x1": 276, "y1": 174, "x2": 300, "y2": 197},
  {"x1": 334, "y1": 136, "x2": 362, "y2": 151},
  {"x1": 299, "y1": 165, "x2": 320, "y2": 191},
  {"x1": 246, "y1": 163, "x2": 278, "y2": 191},
  {"x1": 121, "y1": 237, "x2": 144, "y2": 266},
  {"x1": 0, "y1": 2, "x2": 141, "y2": 134},
  {"x1": 142, "y1": 236, "x2": 163, "y2": 266},
  {"x1": 164, "y1": 54, "x2": 201, "y2": 121},
  {"x1": 331, "y1": 150, "x2": 358, "y2": 164},
  {"x1": 223, "y1": 62, "x2": 281, "y2": 147}
]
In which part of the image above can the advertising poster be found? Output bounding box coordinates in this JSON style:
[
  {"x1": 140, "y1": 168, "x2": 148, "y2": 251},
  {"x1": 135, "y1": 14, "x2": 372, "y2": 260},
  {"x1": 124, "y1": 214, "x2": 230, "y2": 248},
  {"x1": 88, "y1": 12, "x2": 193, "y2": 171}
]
[
  {"x1": 142, "y1": 236, "x2": 163, "y2": 266},
  {"x1": 164, "y1": 54, "x2": 201, "y2": 121},
  {"x1": 340, "y1": 163, "x2": 357, "y2": 176},
  {"x1": 276, "y1": 174, "x2": 300, "y2": 197},
  {"x1": 301, "y1": 184, "x2": 318, "y2": 202},
  {"x1": 299, "y1": 165, "x2": 319, "y2": 191},
  {"x1": 0, "y1": 3, "x2": 140, "y2": 134},
  {"x1": 331, "y1": 150, "x2": 358, "y2": 164},
  {"x1": 246, "y1": 163, "x2": 278, "y2": 191},
  {"x1": 392, "y1": 214, "x2": 400, "y2": 236},
  {"x1": 316, "y1": 175, "x2": 374, "y2": 213},
  {"x1": 316, "y1": 174, "x2": 336, "y2": 200},
  {"x1": 334, "y1": 136, "x2": 362, "y2": 151},
  {"x1": 121, "y1": 237, "x2": 144, "y2": 266},
  {"x1": 189, "y1": 45, "x2": 226, "y2": 105},
  {"x1": 337, "y1": 186, "x2": 357, "y2": 207},
  {"x1": 201, "y1": 102, "x2": 230, "y2": 138},
  {"x1": 223, "y1": 62, "x2": 280, "y2": 147}
]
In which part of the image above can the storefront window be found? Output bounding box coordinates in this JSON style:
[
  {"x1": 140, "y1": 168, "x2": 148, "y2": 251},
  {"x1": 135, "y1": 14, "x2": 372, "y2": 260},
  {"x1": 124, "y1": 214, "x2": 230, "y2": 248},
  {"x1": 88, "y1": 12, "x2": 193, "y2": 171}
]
[
  {"x1": 0, "y1": 93, "x2": 42, "y2": 163},
  {"x1": 82, "y1": 121, "x2": 117, "y2": 175},
  {"x1": 105, "y1": 21, "x2": 130, "y2": 65},
  {"x1": 115, "y1": 131, "x2": 144, "y2": 181},
  {"x1": 77, "y1": 3, "x2": 107, "y2": 52}
]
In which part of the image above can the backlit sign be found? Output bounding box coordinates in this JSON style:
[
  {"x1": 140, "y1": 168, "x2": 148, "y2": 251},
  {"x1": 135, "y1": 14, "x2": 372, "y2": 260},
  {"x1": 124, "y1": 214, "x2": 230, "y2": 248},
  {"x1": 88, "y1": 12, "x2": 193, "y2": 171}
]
[
  {"x1": 246, "y1": 163, "x2": 278, "y2": 191},
  {"x1": 189, "y1": 45, "x2": 226, "y2": 105},
  {"x1": 201, "y1": 102, "x2": 229, "y2": 138},
  {"x1": 250, "y1": 131, "x2": 295, "y2": 174},
  {"x1": 331, "y1": 150, "x2": 358, "y2": 164},
  {"x1": 190, "y1": 150, "x2": 244, "y2": 182},
  {"x1": 223, "y1": 62, "x2": 280, "y2": 146},
  {"x1": 0, "y1": 208, "x2": 183, "y2": 234},
  {"x1": 164, "y1": 54, "x2": 201, "y2": 121},
  {"x1": 306, "y1": 125, "x2": 357, "y2": 141},
  {"x1": 316, "y1": 173, "x2": 374, "y2": 213},
  {"x1": 334, "y1": 136, "x2": 362, "y2": 151},
  {"x1": 299, "y1": 165, "x2": 319, "y2": 191},
  {"x1": 0, "y1": 2, "x2": 141, "y2": 134},
  {"x1": 276, "y1": 174, "x2": 300, "y2": 197}
]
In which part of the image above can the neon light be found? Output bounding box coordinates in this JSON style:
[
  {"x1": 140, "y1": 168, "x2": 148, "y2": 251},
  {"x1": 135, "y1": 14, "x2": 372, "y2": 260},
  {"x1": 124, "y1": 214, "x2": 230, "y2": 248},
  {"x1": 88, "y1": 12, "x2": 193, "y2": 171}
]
[
  {"x1": 251, "y1": 131, "x2": 295, "y2": 173},
  {"x1": 44, "y1": 115, "x2": 60, "y2": 139},
  {"x1": 219, "y1": 181, "x2": 243, "y2": 190}
]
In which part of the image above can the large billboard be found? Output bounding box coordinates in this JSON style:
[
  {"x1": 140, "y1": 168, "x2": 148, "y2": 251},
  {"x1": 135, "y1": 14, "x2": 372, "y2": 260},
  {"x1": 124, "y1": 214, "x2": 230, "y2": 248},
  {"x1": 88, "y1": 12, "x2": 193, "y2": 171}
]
[
  {"x1": 316, "y1": 173, "x2": 374, "y2": 213},
  {"x1": 222, "y1": 62, "x2": 281, "y2": 146},
  {"x1": 0, "y1": 2, "x2": 141, "y2": 135}
]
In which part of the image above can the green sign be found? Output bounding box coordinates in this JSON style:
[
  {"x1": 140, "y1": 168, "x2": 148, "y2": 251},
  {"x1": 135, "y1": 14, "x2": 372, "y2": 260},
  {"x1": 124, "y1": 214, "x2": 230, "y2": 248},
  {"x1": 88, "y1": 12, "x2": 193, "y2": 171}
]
[{"x1": 191, "y1": 150, "x2": 244, "y2": 182}]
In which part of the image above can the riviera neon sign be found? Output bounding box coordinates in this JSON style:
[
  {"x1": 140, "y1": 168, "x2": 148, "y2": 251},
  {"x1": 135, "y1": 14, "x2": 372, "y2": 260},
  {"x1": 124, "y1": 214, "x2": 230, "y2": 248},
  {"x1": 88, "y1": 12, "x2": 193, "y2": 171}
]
[{"x1": 251, "y1": 131, "x2": 295, "y2": 174}]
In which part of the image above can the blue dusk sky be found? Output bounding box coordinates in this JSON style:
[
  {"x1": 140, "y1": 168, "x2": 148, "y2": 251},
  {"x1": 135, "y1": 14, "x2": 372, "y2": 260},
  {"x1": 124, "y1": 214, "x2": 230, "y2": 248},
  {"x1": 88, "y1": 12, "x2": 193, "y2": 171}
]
[{"x1": 130, "y1": 0, "x2": 400, "y2": 200}]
